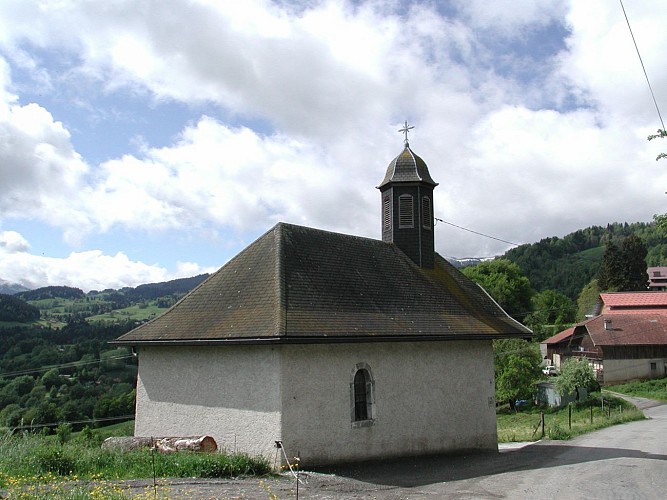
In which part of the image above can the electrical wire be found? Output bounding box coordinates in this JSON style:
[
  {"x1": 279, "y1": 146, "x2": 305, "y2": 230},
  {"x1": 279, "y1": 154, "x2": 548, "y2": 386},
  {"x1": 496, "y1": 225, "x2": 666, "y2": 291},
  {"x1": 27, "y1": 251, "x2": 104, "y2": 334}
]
[
  {"x1": 0, "y1": 354, "x2": 134, "y2": 379},
  {"x1": 435, "y1": 217, "x2": 522, "y2": 247},
  {"x1": 620, "y1": 0, "x2": 666, "y2": 131},
  {"x1": 9, "y1": 414, "x2": 134, "y2": 431}
]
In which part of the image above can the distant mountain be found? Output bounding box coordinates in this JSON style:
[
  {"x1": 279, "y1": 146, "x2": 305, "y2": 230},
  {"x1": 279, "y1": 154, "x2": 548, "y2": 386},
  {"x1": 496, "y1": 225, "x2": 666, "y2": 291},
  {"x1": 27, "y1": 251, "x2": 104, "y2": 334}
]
[
  {"x1": 446, "y1": 257, "x2": 493, "y2": 268},
  {"x1": 0, "y1": 278, "x2": 31, "y2": 295},
  {"x1": 16, "y1": 285, "x2": 85, "y2": 301},
  {"x1": 123, "y1": 274, "x2": 209, "y2": 301}
]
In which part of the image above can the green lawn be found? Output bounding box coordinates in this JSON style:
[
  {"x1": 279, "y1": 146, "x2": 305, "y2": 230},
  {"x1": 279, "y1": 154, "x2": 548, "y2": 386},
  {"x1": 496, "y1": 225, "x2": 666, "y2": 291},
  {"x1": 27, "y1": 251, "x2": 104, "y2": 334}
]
[
  {"x1": 605, "y1": 376, "x2": 667, "y2": 402},
  {"x1": 497, "y1": 394, "x2": 644, "y2": 442},
  {"x1": 86, "y1": 304, "x2": 164, "y2": 323}
]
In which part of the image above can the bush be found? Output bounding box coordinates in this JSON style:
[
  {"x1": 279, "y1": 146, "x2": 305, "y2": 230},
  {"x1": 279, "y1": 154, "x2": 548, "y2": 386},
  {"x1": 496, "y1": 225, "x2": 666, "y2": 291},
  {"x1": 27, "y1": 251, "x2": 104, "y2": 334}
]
[
  {"x1": 55, "y1": 423, "x2": 72, "y2": 445},
  {"x1": 34, "y1": 445, "x2": 76, "y2": 475},
  {"x1": 547, "y1": 423, "x2": 571, "y2": 440}
]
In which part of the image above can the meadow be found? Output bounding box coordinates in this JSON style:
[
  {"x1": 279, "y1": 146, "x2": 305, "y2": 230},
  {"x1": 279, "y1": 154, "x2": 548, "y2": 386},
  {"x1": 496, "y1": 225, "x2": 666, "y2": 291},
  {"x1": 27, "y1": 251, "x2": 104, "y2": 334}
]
[
  {"x1": 0, "y1": 422, "x2": 271, "y2": 499},
  {"x1": 496, "y1": 391, "x2": 645, "y2": 442}
]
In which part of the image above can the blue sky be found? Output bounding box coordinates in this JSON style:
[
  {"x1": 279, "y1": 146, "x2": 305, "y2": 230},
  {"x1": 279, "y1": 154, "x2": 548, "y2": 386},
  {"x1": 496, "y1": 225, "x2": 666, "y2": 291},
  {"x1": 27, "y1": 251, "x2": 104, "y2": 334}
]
[{"x1": 1, "y1": 0, "x2": 666, "y2": 291}]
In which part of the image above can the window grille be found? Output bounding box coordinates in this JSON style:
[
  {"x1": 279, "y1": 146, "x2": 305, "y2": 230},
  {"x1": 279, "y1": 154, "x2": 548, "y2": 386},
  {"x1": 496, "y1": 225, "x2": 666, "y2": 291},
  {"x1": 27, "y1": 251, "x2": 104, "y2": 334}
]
[
  {"x1": 398, "y1": 195, "x2": 414, "y2": 228},
  {"x1": 422, "y1": 196, "x2": 431, "y2": 229},
  {"x1": 383, "y1": 196, "x2": 391, "y2": 231}
]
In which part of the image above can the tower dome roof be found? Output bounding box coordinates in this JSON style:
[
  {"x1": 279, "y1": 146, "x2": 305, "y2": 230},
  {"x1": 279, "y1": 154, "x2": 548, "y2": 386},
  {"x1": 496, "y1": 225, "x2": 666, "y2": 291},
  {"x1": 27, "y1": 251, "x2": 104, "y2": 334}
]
[{"x1": 377, "y1": 145, "x2": 438, "y2": 189}]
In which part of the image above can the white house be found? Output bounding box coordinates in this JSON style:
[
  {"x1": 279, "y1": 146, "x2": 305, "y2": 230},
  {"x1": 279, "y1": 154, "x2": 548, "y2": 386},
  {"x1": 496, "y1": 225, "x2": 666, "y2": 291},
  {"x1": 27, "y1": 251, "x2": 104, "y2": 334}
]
[{"x1": 114, "y1": 136, "x2": 531, "y2": 466}]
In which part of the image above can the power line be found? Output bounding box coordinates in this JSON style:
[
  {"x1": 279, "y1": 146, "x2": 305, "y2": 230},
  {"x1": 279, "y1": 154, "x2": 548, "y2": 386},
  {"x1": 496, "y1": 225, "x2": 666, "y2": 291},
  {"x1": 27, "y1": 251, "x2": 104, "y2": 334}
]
[
  {"x1": 0, "y1": 354, "x2": 133, "y2": 379},
  {"x1": 10, "y1": 414, "x2": 134, "y2": 431},
  {"x1": 620, "y1": 0, "x2": 666, "y2": 131},
  {"x1": 435, "y1": 218, "x2": 522, "y2": 247}
]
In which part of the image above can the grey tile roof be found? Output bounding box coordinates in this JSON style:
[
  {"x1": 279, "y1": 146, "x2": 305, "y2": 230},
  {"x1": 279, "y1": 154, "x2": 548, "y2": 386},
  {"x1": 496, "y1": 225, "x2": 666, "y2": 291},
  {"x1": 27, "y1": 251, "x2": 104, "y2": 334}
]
[
  {"x1": 114, "y1": 223, "x2": 531, "y2": 344},
  {"x1": 377, "y1": 146, "x2": 438, "y2": 188}
]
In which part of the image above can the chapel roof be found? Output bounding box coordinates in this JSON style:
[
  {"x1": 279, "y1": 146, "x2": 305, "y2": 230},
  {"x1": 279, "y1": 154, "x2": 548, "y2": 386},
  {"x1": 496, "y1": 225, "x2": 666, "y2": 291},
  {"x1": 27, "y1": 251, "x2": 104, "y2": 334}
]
[
  {"x1": 377, "y1": 145, "x2": 438, "y2": 189},
  {"x1": 114, "y1": 222, "x2": 531, "y2": 345}
]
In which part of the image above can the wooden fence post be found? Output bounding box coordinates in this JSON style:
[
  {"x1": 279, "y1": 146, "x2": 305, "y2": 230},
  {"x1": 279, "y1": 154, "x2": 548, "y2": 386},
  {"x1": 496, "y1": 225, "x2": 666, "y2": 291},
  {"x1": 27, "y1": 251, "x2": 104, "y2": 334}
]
[
  {"x1": 568, "y1": 403, "x2": 572, "y2": 430},
  {"x1": 541, "y1": 411, "x2": 545, "y2": 438}
]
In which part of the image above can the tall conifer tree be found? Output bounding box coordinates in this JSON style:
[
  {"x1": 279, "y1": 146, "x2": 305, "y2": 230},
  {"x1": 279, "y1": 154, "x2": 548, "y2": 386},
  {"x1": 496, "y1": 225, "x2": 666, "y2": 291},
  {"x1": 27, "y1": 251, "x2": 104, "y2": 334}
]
[
  {"x1": 620, "y1": 234, "x2": 648, "y2": 291},
  {"x1": 597, "y1": 242, "x2": 624, "y2": 291}
]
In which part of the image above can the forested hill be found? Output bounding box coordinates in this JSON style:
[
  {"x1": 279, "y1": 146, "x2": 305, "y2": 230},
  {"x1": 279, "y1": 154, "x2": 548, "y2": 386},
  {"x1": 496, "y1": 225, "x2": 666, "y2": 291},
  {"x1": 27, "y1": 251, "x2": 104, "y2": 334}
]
[{"x1": 502, "y1": 222, "x2": 667, "y2": 300}]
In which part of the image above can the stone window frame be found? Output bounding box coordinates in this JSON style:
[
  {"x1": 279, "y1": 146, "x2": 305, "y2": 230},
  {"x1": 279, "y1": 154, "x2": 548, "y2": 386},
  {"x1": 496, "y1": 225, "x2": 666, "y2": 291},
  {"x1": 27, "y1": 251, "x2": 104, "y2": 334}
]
[{"x1": 350, "y1": 362, "x2": 376, "y2": 428}]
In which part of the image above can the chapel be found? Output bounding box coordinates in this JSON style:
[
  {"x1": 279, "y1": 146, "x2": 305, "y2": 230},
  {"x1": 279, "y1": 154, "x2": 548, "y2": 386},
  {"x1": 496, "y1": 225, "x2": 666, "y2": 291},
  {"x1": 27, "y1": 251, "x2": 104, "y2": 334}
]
[{"x1": 114, "y1": 127, "x2": 531, "y2": 466}]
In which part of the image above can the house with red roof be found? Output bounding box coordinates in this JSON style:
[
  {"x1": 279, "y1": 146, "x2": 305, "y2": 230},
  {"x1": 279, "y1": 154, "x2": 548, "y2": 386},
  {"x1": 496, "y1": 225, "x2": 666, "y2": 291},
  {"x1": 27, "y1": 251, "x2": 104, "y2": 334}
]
[{"x1": 541, "y1": 291, "x2": 667, "y2": 384}]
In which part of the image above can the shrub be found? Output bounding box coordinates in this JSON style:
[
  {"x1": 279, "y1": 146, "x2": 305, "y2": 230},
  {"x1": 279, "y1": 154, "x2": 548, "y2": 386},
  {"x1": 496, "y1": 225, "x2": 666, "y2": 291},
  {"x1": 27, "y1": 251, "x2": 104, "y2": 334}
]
[{"x1": 34, "y1": 445, "x2": 76, "y2": 475}]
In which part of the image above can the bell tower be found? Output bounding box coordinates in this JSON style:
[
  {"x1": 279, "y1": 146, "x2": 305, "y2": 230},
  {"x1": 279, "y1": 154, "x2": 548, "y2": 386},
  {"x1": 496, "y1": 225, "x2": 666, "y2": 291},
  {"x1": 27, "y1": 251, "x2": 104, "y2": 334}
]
[{"x1": 377, "y1": 122, "x2": 438, "y2": 268}]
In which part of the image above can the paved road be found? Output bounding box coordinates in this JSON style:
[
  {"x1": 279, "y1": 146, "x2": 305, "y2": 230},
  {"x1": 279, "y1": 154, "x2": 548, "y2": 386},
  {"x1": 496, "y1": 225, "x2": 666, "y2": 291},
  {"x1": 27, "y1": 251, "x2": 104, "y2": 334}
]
[
  {"x1": 295, "y1": 396, "x2": 667, "y2": 499},
  {"x1": 67, "y1": 397, "x2": 667, "y2": 499}
]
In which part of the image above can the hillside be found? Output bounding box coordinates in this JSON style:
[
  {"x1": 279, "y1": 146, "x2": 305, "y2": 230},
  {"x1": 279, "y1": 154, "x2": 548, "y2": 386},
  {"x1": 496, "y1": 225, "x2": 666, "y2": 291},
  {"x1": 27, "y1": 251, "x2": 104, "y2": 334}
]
[
  {"x1": 1, "y1": 221, "x2": 665, "y2": 433},
  {"x1": 501, "y1": 222, "x2": 667, "y2": 300},
  {"x1": 0, "y1": 274, "x2": 210, "y2": 433},
  {"x1": 4, "y1": 274, "x2": 209, "y2": 328}
]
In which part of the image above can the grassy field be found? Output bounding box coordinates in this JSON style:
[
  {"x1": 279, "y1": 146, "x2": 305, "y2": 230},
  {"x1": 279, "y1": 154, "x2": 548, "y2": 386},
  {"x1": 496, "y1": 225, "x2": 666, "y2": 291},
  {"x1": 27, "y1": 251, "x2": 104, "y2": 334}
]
[
  {"x1": 605, "y1": 377, "x2": 667, "y2": 402},
  {"x1": 498, "y1": 376, "x2": 667, "y2": 442},
  {"x1": 86, "y1": 304, "x2": 164, "y2": 324},
  {"x1": 0, "y1": 425, "x2": 272, "y2": 499}
]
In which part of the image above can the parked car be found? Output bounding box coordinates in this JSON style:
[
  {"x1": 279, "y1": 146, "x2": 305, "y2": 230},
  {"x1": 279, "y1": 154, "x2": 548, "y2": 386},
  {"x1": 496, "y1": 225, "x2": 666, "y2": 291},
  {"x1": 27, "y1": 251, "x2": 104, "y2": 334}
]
[{"x1": 542, "y1": 365, "x2": 558, "y2": 376}]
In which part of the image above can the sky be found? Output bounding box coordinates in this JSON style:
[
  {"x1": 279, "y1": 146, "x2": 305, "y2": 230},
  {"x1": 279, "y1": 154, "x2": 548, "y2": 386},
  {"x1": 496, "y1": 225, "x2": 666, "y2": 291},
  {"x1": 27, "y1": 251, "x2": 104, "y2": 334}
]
[{"x1": 1, "y1": 0, "x2": 666, "y2": 292}]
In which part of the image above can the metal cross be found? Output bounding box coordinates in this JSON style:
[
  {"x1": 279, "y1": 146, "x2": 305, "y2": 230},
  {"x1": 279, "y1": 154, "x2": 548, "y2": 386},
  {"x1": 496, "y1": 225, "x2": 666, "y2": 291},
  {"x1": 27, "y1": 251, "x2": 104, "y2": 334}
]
[{"x1": 398, "y1": 121, "x2": 414, "y2": 145}]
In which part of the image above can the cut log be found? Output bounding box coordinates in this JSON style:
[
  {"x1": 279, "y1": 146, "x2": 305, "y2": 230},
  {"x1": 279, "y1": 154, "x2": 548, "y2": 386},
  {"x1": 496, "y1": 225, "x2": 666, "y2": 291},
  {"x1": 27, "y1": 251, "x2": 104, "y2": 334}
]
[{"x1": 102, "y1": 435, "x2": 217, "y2": 453}]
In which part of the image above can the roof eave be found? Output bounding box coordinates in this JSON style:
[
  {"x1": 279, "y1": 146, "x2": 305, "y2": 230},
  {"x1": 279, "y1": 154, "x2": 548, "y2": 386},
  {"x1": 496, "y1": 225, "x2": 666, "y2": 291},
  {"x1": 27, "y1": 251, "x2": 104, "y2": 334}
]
[{"x1": 110, "y1": 331, "x2": 532, "y2": 347}]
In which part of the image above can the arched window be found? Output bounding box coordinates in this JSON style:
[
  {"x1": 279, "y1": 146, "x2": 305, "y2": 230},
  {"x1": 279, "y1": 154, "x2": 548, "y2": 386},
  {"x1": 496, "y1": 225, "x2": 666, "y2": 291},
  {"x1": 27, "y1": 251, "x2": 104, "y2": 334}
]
[
  {"x1": 354, "y1": 369, "x2": 369, "y2": 421},
  {"x1": 351, "y1": 363, "x2": 375, "y2": 427}
]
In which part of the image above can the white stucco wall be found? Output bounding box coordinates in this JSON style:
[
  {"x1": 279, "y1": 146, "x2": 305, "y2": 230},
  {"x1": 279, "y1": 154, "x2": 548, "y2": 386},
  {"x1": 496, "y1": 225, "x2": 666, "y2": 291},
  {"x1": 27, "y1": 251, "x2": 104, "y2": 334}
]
[
  {"x1": 134, "y1": 345, "x2": 282, "y2": 459},
  {"x1": 603, "y1": 358, "x2": 667, "y2": 383},
  {"x1": 279, "y1": 340, "x2": 497, "y2": 466}
]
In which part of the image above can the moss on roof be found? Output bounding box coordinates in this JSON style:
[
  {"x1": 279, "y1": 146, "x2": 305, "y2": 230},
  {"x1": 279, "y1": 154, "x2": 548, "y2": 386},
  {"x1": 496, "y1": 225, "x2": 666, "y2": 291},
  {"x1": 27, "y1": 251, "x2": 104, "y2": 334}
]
[{"x1": 114, "y1": 223, "x2": 531, "y2": 345}]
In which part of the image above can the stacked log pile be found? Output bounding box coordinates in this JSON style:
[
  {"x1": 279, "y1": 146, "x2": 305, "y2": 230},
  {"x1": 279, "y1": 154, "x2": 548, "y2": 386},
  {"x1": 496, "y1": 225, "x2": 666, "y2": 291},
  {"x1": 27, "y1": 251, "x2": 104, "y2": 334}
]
[{"x1": 102, "y1": 435, "x2": 217, "y2": 453}]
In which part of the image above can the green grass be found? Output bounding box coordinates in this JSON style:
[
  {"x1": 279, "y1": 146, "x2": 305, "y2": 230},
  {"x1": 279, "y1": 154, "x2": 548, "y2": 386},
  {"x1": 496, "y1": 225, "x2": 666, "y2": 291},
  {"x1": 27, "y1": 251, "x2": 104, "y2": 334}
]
[
  {"x1": 605, "y1": 376, "x2": 667, "y2": 402},
  {"x1": 497, "y1": 394, "x2": 645, "y2": 442},
  {"x1": 0, "y1": 430, "x2": 272, "y2": 498},
  {"x1": 87, "y1": 304, "x2": 164, "y2": 323}
]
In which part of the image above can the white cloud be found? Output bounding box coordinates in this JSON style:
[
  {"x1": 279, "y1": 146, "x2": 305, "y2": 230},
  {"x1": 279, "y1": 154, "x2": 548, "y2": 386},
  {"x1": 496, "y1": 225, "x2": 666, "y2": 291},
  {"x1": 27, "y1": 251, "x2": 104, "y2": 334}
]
[
  {"x1": 0, "y1": 0, "x2": 666, "y2": 290},
  {"x1": 0, "y1": 232, "x2": 212, "y2": 291},
  {"x1": 0, "y1": 230, "x2": 30, "y2": 253}
]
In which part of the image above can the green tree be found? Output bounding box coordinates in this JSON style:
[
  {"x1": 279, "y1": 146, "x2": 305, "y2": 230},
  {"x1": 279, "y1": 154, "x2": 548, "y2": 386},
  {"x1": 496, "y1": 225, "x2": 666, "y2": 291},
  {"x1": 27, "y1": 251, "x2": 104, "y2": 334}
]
[
  {"x1": 524, "y1": 290, "x2": 576, "y2": 341},
  {"x1": 41, "y1": 368, "x2": 63, "y2": 389},
  {"x1": 647, "y1": 128, "x2": 667, "y2": 161},
  {"x1": 555, "y1": 357, "x2": 597, "y2": 401},
  {"x1": 576, "y1": 279, "x2": 601, "y2": 321},
  {"x1": 597, "y1": 235, "x2": 648, "y2": 292},
  {"x1": 620, "y1": 234, "x2": 648, "y2": 290},
  {"x1": 462, "y1": 259, "x2": 534, "y2": 322},
  {"x1": 597, "y1": 242, "x2": 624, "y2": 291},
  {"x1": 493, "y1": 339, "x2": 542, "y2": 410}
]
